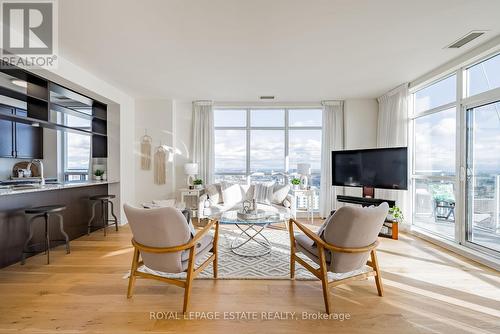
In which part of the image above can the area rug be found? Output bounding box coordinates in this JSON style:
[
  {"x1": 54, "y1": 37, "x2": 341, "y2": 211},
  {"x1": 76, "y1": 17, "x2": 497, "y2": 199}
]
[{"x1": 126, "y1": 228, "x2": 319, "y2": 280}]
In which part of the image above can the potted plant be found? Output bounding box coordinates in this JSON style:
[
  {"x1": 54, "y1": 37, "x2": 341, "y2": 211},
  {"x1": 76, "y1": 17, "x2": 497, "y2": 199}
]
[
  {"x1": 388, "y1": 205, "x2": 404, "y2": 224},
  {"x1": 291, "y1": 177, "x2": 301, "y2": 190},
  {"x1": 193, "y1": 179, "x2": 203, "y2": 189},
  {"x1": 94, "y1": 169, "x2": 104, "y2": 181}
]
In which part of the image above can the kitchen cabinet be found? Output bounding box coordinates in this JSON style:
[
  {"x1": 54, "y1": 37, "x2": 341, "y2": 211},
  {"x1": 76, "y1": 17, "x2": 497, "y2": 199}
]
[
  {"x1": 0, "y1": 105, "x2": 43, "y2": 159},
  {"x1": 0, "y1": 106, "x2": 14, "y2": 158},
  {"x1": 14, "y1": 109, "x2": 43, "y2": 159}
]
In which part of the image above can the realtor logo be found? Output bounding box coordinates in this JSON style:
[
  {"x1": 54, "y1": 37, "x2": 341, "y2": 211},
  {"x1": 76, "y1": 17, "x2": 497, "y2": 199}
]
[{"x1": 1, "y1": 0, "x2": 58, "y2": 68}]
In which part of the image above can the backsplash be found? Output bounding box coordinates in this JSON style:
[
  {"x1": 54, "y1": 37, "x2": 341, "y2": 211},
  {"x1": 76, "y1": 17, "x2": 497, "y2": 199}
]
[{"x1": 0, "y1": 158, "x2": 24, "y2": 180}]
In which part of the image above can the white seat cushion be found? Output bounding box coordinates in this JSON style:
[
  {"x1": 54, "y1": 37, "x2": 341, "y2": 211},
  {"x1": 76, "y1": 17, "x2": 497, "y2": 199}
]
[{"x1": 181, "y1": 234, "x2": 213, "y2": 262}]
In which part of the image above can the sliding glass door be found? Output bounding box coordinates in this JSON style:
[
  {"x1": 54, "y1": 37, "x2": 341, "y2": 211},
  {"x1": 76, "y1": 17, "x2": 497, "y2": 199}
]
[
  {"x1": 466, "y1": 101, "x2": 500, "y2": 253},
  {"x1": 410, "y1": 51, "x2": 500, "y2": 260}
]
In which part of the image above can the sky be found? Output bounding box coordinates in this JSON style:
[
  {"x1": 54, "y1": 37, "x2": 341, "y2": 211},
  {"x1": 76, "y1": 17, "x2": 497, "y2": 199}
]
[
  {"x1": 66, "y1": 115, "x2": 91, "y2": 170},
  {"x1": 414, "y1": 54, "x2": 500, "y2": 175},
  {"x1": 214, "y1": 109, "x2": 322, "y2": 174}
]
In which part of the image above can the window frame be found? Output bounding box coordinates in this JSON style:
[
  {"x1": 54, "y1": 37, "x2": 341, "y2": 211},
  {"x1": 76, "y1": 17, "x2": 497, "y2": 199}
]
[{"x1": 213, "y1": 107, "x2": 323, "y2": 180}]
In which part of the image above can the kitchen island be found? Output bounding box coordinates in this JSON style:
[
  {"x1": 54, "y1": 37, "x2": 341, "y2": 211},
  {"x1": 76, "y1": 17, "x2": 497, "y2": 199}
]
[{"x1": 0, "y1": 181, "x2": 118, "y2": 268}]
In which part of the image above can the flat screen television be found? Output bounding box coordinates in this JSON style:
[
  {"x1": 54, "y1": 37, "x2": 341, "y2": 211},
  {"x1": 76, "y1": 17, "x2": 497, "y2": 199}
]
[{"x1": 332, "y1": 147, "x2": 408, "y2": 191}]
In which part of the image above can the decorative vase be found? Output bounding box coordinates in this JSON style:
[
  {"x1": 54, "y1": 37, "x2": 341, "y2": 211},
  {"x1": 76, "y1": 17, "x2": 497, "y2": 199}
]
[{"x1": 95, "y1": 176, "x2": 102, "y2": 181}]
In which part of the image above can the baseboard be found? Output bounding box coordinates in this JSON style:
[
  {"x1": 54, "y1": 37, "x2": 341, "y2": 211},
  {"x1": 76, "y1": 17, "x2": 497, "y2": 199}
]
[{"x1": 409, "y1": 227, "x2": 500, "y2": 271}]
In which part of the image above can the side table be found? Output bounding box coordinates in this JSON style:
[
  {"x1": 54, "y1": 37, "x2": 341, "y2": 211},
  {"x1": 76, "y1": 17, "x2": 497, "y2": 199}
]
[{"x1": 179, "y1": 188, "x2": 204, "y2": 217}]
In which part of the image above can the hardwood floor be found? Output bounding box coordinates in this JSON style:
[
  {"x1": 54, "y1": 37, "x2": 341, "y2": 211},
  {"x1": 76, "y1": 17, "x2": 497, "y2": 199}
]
[{"x1": 0, "y1": 222, "x2": 499, "y2": 333}]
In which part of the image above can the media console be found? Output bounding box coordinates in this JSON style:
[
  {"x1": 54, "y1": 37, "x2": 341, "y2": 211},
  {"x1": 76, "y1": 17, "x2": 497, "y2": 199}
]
[
  {"x1": 336, "y1": 195, "x2": 395, "y2": 208},
  {"x1": 335, "y1": 195, "x2": 398, "y2": 240}
]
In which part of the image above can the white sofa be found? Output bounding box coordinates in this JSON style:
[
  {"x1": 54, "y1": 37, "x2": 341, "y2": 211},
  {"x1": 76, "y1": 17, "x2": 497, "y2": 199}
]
[{"x1": 198, "y1": 183, "x2": 296, "y2": 220}]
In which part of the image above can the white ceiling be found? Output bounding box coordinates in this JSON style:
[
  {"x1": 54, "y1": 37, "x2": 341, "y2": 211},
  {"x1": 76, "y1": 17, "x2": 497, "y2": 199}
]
[{"x1": 59, "y1": 0, "x2": 500, "y2": 101}]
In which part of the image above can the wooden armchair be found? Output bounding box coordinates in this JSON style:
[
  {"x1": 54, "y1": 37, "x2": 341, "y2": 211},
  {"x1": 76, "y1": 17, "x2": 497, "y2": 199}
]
[
  {"x1": 289, "y1": 203, "x2": 389, "y2": 314},
  {"x1": 124, "y1": 204, "x2": 219, "y2": 313}
]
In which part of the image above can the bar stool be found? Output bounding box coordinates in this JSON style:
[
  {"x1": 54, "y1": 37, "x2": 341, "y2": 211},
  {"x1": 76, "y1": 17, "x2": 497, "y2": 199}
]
[
  {"x1": 21, "y1": 205, "x2": 70, "y2": 265},
  {"x1": 87, "y1": 194, "x2": 119, "y2": 236}
]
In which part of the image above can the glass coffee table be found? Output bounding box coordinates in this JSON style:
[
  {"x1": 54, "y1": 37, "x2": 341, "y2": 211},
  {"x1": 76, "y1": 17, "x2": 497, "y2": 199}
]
[{"x1": 216, "y1": 210, "x2": 284, "y2": 257}]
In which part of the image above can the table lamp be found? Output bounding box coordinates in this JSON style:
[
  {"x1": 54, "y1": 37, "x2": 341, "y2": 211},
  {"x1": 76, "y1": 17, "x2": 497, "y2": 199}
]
[
  {"x1": 184, "y1": 163, "x2": 199, "y2": 188},
  {"x1": 297, "y1": 163, "x2": 311, "y2": 189}
]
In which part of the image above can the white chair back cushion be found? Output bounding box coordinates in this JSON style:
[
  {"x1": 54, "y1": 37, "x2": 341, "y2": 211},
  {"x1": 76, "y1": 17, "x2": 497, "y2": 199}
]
[
  {"x1": 323, "y1": 203, "x2": 389, "y2": 273},
  {"x1": 124, "y1": 204, "x2": 191, "y2": 273}
]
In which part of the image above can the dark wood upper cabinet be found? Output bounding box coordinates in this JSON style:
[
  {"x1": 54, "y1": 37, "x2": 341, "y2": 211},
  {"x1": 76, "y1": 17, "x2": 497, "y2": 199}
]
[
  {"x1": 0, "y1": 106, "x2": 41, "y2": 159},
  {"x1": 0, "y1": 106, "x2": 15, "y2": 158},
  {"x1": 0, "y1": 64, "x2": 107, "y2": 161},
  {"x1": 14, "y1": 109, "x2": 43, "y2": 159}
]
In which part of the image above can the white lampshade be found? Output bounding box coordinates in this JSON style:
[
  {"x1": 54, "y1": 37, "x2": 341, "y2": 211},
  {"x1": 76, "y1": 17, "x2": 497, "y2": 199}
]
[
  {"x1": 184, "y1": 163, "x2": 198, "y2": 175},
  {"x1": 297, "y1": 163, "x2": 311, "y2": 175}
]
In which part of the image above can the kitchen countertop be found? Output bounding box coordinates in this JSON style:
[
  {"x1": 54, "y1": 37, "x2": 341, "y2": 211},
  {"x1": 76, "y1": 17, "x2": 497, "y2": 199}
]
[{"x1": 0, "y1": 180, "x2": 119, "y2": 196}]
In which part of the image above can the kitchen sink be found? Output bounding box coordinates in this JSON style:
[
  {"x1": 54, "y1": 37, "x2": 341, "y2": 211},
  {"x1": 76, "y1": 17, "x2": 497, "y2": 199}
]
[{"x1": 10, "y1": 184, "x2": 41, "y2": 191}]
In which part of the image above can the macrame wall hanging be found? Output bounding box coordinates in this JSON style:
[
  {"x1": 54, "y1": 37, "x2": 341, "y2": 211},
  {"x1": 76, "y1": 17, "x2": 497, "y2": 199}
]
[
  {"x1": 140, "y1": 130, "x2": 152, "y2": 170},
  {"x1": 154, "y1": 144, "x2": 167, "y2": 185}
]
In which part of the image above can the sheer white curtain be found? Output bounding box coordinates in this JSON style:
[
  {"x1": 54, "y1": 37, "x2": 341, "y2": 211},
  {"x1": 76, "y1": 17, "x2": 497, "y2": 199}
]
[
  {"x1": 192, "y1": 101, "x2": 214, "y2": 185},
  {"x1": 377, "y1": 83, "x2": 409, "y2": 228},
  {"x1": 320, "y1": 100, "x2": 344, "y2": 218},
  {"x1": 377, "y1": 84, "x2": 408, "y2": 147}
]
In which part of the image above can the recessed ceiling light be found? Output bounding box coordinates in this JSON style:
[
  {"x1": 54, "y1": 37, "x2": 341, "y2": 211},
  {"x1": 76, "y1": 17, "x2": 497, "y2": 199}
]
[{"x1": 11, "y1": 79, "x2": 28, "y2": 88}]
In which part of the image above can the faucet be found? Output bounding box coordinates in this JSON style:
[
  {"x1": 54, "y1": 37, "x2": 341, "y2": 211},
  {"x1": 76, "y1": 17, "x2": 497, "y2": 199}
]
[{"x1": 27, "y1": 159, "x2": 45, "y2": 185}]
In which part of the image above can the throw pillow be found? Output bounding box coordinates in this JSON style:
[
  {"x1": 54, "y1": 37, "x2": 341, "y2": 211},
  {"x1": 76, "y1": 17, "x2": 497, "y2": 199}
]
[
  {"x1": 221, "y1": 181, "x2": 243, "y2": 206},
  {"x1": 272, "y1": 184, "x2": 290, "y2": 204},
  {"x1": 181, "y1": 209, "x2": 196, "y2": 237},
  {"x1": 253, "y1": 182, "x2": 275, "y2": 205},
  {"x1": 282, "y1": 198, "x2": 292, "y2": 208},
  {"x1": 206, "y1": 184, "x2": 223, "y2": 205},
  {"x1": 241, "y1": 184, "x2": 255, "y2": 201}
]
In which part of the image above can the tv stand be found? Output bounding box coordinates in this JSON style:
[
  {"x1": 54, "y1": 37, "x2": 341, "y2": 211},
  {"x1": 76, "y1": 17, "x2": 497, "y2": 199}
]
[
  {"x1": 362, "y1": 186, "x2": 375, "y2": 198},
  {"x1": 336, "y1": 195, "x2": 398, "y2": 240},
  {"x1": 336, "y1": 195, "x2": 395, "y2": 208}
]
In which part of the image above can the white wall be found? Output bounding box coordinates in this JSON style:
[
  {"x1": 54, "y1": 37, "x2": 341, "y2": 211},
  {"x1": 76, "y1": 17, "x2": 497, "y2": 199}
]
[
  {"x1": 42, "y1": 128, "x2": 59, "y2": 178},
  {"x1": 341, "y1": 99, "x2": 379, "y2": 199},
  {"x1": 134, "y1": 99, "x2": 176, "y2": 204},
  {"x1": 344, "y1": 99, "x2": 378, "y2": 150}
]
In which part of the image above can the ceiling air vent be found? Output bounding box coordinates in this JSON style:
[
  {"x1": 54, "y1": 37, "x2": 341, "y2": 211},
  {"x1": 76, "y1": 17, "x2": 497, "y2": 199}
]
[
  {"x1": 447, "y1": 31, "x2": 486, "y2": 48},
  {"x1": 259, "y1": 96, "x2": 275, "y2": 100}
]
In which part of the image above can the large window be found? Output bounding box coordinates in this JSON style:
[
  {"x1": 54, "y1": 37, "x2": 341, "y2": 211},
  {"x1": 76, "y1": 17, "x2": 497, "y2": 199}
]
[
  {"x1": 411, "y1": 51, "x2": 500, "y2": 259},
  {"x1": 63, "y1": 113, "x2": 91, "y2": 182},
  {"x1": 466, "y1": 53, "x2": 500, "y2": 97},
  {"x1": 214, "y1": 108, "x2": 322, "y2": 188},
  {"x1": 411, "y1": 75, "x2": 457, "y2": 240}
]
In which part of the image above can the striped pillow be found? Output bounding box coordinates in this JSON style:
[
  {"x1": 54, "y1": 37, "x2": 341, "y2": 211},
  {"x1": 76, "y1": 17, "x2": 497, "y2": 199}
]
[{"x1": 253, "y1": 182, "x2": 275, "y2": 205}]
